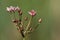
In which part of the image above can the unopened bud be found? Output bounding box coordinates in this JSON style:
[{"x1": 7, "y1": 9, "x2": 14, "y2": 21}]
[
  {"x1": 10, "y1": 6, "x2": 15, "y2": 11},
  {"x1": 38, "y1": 18, "x2": 42, "y2": 23}
]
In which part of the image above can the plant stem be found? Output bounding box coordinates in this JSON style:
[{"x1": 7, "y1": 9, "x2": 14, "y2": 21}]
[
  {"x1": 13, "y1": 13, "x2": 16, "y2": 19},
  {"x1": 32, "y1": 23, "x2": 40, "y2": 32},
  {"x1": 25, "y1": 16, "x2": 33, "y2": 35}
]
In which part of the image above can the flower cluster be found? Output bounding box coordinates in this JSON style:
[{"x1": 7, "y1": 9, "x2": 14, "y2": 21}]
[
  {"x1": 6, "y1": 6, "x2": 42, "y2": 38},
  {"x1": 6, "y1": 6, "x2": 22, "y2": 15},
  {"x1": 6, "y1": 6, "x2": 20, "y2": 12}
]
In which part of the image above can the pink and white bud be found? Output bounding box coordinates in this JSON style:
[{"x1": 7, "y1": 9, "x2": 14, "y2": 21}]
[
  {"x1": 28, "y1": 10, "x2": 36, "y2": 16},
  {"x1": 10, "y1": 6, "x2": 15, "y2": 11},
  {"x1": 15, "y1": 6, "x2": 22, "y2": 15}
]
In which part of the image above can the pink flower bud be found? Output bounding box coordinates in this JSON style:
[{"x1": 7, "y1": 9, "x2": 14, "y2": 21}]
[{"x1": 28, "y1": 10, "x2": 36, "y2": 16}]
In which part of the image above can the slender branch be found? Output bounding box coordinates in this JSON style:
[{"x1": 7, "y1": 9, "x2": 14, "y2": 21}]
[
  {"x1": 13, "y1": 13, "x2": 16, "y2": 19},
  {"x1": 24, "y1": 16, "x2": 33, "y2": 35},
  {"x1": 26, "y1": 17, "x2": 32, "y2": 31}
]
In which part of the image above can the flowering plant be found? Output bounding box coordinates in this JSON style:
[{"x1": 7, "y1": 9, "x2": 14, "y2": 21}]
[{"x1": 6, "y1": 6, "x2": 42, "y2": 40}]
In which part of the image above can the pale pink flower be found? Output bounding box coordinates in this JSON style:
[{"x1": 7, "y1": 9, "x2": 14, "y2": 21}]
[
  {"x1": 10, "y1": 6, "x2": 15, "y2": 11},
  {"x1": 6, "y1": 7, "x2": 11, "y2": 12},
  {"x1": 28, "y1": 10, "x2": 36, "y2": 16},
  {"x1": 15, "y1": 6, "x2": 22, "y2": 14},
  {"x1": 6, "y1": 6, "x2": 15, "y2": 12},
  {"x1": 15, "y1": 6, "x2": 20, "y2": 11}
]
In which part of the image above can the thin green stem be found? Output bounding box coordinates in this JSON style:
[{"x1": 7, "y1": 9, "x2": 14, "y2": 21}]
[
  {"x1": 8, "y1": 14, "x2": 13, "y2": 20},
  {"x1": 13, "y1": 13, "x2": 16, "y2": 19},
  {"x1": 32, "y1": 23, "x2": 40, "y2": 32},
  {"x1": 25, "y1": 16, "x2": 33, "y2": 34},
  {"x1": 8, "y1": 12, "x2": 16, "y2": 21}
]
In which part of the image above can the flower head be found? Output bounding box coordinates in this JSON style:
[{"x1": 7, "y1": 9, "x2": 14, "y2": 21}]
[
  {"x1": 10, "y1": 6, "x2": 15, "y2": 11},
  {"x1": 15, "y1": 6, "x2": 20, "y2": 11},
  {"x1": 6, "y1": 7, "x2": 12, "y2": 12},
  {"x1": 6, "y1": 6, "x2": 15, "y2": 12},
  {"x1": 28, "y1": 10, "x2": 36, "y2": 16},
  {"x1": 15, "y1": 6, "x2": 22, "y2": 15}
]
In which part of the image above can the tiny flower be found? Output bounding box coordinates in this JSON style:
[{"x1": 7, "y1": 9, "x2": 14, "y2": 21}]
[
  {"x1": 15, "y1": 6, "x2": 20, "y2": 11},
  {"x1": 38, "y1": 18, "x2": 42, "y2": 23},
  {"x1": 6, "y1": 7, "x2": 11, "y2": 12},
  {"x1": 28, "y1": 10, "x2": 36, "y2": 16},
  {"x1": 15, "y1": 6, "x2": 22, "y2": 15},
  {"x1": 10, "y1": 6, "x2": 15, "y2": 12}
]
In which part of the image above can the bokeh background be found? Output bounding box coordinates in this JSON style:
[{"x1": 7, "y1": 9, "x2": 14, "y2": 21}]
[{"x1": 0, "y1": 0, "x2": 60, "y2": 40}]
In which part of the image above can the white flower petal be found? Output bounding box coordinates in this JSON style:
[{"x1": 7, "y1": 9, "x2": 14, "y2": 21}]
[{"x1": 6, "y1": 7, "x2": 11, "y2": 12}]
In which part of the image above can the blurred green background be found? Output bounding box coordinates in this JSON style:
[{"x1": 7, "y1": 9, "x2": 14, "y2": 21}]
[{"x1": 0, "y1": 0, "x2": 60, "y2": 40}]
